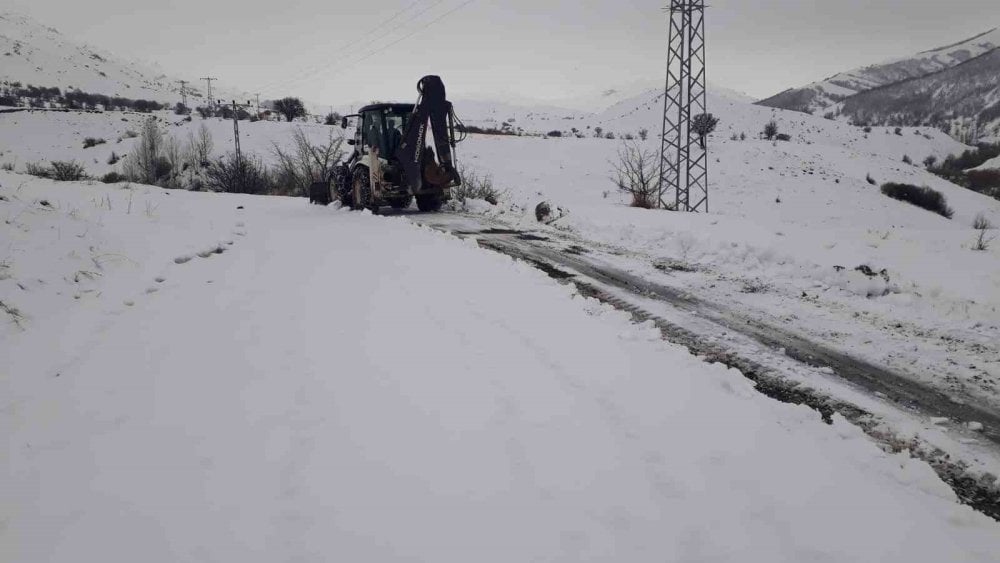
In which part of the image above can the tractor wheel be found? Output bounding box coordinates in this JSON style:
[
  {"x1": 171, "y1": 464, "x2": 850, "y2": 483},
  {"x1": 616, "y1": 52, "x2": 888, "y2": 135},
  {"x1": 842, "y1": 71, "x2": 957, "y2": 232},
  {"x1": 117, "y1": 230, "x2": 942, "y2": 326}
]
[
  {"x1": 351, "y1": 167, "x2": 373, "y2": 211},
  {"x1": 416, "y1": 194, "x2": 443, "y2": 212},
  {"x1": 390, "y1": 196, "x2": 413, "y2": 210},
  {"x1": 333, "y1": 165, "x2": 352, "y2": 206}
]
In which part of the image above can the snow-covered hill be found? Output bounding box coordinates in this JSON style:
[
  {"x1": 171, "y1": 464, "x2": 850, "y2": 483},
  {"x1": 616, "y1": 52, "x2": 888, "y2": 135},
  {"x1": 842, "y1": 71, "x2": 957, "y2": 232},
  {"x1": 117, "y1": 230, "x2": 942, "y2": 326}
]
[
  {"x1": 835, "y1": 48, "x2": 1000, "y2": 139},
  {"x1": 0, "y1": 11, "x2": 247, "y2": 105},
  {"x1": 758, "y1": 27, "x2": 1000, "y2": 115}
]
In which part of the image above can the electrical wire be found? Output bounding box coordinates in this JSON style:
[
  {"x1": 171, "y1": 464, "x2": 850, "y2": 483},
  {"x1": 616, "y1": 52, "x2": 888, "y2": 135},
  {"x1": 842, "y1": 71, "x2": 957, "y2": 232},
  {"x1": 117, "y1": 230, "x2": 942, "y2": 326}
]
[
  {"x1": 320, "y1": 0, "x2": 482, "y2": 80},
  {"x1": 254, "y1": 0, "x2": 452, "y2": 95}
]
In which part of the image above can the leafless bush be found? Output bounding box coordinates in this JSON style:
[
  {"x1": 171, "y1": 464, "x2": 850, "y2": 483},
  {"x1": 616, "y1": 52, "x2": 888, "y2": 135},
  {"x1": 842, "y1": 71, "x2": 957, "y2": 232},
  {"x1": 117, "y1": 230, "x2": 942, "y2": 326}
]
[
  {"x1": 974, "y1": 213, "x2": 996, "y2": 251},
  {"x1": 271, "y1": 128, "x2": 344, "y2": 197},
  {"x1": 455, "y1": 165, "x2": 504, "y2": 205},
  {"x1": 611, "y1": 140, "x2": 659, "y2": 209},
  {"x1": 49, "y1": 161, "x2": 87, "y2": 181},
  {"x1": 205, "y1": 153, "x2": 272, "y2": 195},
  {"x1": 25, "y1": 162, "x2": 51, "y2": 178}
]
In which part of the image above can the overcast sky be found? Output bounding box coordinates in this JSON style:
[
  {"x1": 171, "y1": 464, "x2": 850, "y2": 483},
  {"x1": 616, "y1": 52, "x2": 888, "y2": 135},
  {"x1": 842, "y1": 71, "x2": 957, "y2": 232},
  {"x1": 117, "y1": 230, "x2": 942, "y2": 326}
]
[{"x1": 5, "y1": 0, "x2": 998, "y2": 107}]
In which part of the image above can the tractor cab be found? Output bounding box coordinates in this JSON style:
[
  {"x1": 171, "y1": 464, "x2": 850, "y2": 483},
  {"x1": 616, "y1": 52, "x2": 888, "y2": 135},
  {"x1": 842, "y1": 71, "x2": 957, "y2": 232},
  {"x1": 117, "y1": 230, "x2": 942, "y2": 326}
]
[{"x1": 342, "y1": 103, "x2": 414, "y2": 164}]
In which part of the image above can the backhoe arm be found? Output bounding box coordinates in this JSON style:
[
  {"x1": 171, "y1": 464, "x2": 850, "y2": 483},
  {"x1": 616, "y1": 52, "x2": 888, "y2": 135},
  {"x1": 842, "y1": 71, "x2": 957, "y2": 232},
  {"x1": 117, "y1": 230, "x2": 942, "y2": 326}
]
[{"x1": 396, "y1": 75, "x2": 460, "y2": 192}]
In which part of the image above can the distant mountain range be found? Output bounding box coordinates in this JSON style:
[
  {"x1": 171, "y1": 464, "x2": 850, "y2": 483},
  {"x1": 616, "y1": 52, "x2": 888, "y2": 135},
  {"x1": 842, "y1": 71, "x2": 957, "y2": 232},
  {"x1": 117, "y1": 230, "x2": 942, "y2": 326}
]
[{"x1": 758, "y1": 27, "x2": 1000, "y2": 140}]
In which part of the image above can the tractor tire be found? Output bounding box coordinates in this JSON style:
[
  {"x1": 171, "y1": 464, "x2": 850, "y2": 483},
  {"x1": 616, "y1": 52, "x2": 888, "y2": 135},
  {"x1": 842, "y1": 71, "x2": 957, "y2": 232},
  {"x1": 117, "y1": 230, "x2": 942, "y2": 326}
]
[
  {"x1": 351, "y1": 167, "x2": 373, "y2": 211},
  {"x1": 333, "y1": 165, "x2": 352, "y2": 206},
  {"x1": 390, "y1": 196, "x2": 413, "y2": 210},
  {"x1": 415, "y1": 194, "x2": 443, "y2": 212}
]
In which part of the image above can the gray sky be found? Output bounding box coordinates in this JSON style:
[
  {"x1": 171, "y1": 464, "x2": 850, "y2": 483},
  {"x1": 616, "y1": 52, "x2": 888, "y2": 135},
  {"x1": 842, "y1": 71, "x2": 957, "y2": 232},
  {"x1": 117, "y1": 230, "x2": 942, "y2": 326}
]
[{"x1": 5, "y1": 0, "x2": 998, "y2": 107}]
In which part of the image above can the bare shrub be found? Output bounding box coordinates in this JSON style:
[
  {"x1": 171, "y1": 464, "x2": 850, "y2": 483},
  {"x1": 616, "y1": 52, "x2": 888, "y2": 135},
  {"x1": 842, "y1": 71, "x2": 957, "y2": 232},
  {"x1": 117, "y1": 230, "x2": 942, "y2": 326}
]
[
  {"x1": 205, "y1": 153, "x2": 272, "y2": 194},
  {"x1": 49, "y1": 161, "x2": 86, "y2": 181},
  {"x1": 25, "y1": 162, "x2": 51, "y2": 178},
  {"x1": 881, "y1": 182, "x2": 953, "y2": 219},
  {"x1": 638, "y1": 128, "x2": 649, "y2": 141},
  {"x1": 973, "y1": 213, "x2": 994, "y2": 230},
  {"x1": 82, "y1": 137, "x2": 106, "y2": 149},
  {"x1": 973, "y1": 213, "x2": 996, "y2": 251},
  {"x1": 611, "y1": 140, "x2": 659, "y2": 209},
  {"x1": 271, "y1": 128, "x2": 344, "y2": 197},
  {"x1": 101, "y1": 171, "x2": 127, "y2": 183},
  {"x1": 455, "y1": 166, "x2": 504, "y2": 205},
  {"x1": 1, "y1": 162, "x2": 13, "y2": 171}
]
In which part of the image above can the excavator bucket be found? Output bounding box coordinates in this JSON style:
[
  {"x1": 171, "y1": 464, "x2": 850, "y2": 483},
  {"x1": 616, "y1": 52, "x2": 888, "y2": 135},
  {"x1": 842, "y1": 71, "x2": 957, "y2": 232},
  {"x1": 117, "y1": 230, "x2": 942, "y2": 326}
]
[{"x1": 396, "y1": 75, "x2": 460, "y2": 192}]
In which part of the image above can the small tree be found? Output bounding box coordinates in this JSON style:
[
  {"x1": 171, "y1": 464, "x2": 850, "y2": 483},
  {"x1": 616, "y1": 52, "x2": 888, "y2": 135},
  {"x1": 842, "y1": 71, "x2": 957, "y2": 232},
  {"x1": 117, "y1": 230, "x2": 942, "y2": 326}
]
[
  {"x1": 902, "y1": 154, "x2": 913, "y2": 165},
  {"x1": 611, "y1": 140, "x2": 659, "y2": 209},
  {"x1": 594, "y1": 127, "x2": 604, "y2": 138},
  {"x1": 186, "y1": 123, "x2": 214, "y2": 168},
  {"x1": 923, "y1": 155, "x2": 938, "y2": 169},
  {"x1": 638, "y1": 128, "x2": 649, "y2": 141},
  {"x1": 324, "y1": 112, "x2": 342, "y2": 126},
  {"x1": 764, "y1": 120, "x2": 779, "y2": 141},
  {"x1": 123, "y1": 117, "x2": 167, "y2": 185},
  {"x1": 692, "y1": 113, "x2": 719, "y2": 149},
  {"x1": 274, "y1": 97, "x2": 306, "y2": 122},
  {"x1": 174, "y1": 102, "x2": 189, "y2": 115}
]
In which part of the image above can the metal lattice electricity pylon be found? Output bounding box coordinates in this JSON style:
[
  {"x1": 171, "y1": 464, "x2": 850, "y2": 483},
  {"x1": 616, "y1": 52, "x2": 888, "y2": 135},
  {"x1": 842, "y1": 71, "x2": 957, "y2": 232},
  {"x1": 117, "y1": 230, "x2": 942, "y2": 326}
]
[{"x1": 658, "y1": 0, "x2": 708, "y2": 212}]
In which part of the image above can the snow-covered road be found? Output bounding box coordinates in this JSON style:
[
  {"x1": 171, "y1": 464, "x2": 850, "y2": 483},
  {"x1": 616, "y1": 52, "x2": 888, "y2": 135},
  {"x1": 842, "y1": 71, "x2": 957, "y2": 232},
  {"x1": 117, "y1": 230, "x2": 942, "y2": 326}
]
[{"x1": 3, "y1": 181, "x2": 1000, "y2": 561}]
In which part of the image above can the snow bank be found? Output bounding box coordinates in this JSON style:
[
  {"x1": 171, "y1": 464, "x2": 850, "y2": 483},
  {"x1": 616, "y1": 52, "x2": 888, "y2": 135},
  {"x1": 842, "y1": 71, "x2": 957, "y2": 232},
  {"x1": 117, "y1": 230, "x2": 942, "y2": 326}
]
[{"x1": 2, "y1": 176, "x2": 998, "y2": 561}]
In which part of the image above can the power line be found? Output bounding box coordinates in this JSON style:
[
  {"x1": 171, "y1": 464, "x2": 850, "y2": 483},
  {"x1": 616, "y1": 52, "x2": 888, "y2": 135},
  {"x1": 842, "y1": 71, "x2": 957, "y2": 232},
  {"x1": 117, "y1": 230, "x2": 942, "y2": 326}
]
[
  {"x1": 331, "y1": 0, "x2": 482, "y2": 78},
  {"x1": 270, "y1": 0, "x2": 481, "y2": 96},
  {"x1": 253, "y1": 0, "x2": 435, "y2": 95}
]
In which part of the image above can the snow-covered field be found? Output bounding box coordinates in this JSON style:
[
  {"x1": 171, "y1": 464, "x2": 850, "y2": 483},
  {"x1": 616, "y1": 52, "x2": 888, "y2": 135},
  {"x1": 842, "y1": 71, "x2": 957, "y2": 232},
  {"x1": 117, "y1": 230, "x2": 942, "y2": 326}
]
[
  {"x1": 0, "y1": 109, "x2": 336, "y2": 177},
  {"x1": 3, "y1": 174, "x2": 1000, "y2": 561}
]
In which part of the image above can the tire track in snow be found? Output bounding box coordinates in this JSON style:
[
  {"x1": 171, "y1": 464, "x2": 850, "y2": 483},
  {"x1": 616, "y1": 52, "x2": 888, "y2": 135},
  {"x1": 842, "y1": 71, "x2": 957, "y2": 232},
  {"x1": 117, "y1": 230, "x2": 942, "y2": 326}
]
[{"x1": 410, "y1": 213, "x2": 1000, "y2": 522}]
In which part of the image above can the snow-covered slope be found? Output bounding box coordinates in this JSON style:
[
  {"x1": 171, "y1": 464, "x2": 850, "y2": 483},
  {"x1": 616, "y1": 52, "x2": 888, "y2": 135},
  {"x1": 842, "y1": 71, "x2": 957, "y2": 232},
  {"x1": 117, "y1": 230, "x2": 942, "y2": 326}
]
[
  {"x1": 3, "y1": 175, "x2": 999, "y2": 561},
  {"x1": 758, "y1": 27, "x2": 1000, "y2": 114},
  {"x1": 835, "y1": 48, "x2": 1000, "y2": 138},
  {"x1": 0, "y1": 11, "x2": 246, "y2": 104},
  {"x1": 0, "y1": 109, "x2": 338, "y2": 178}
]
